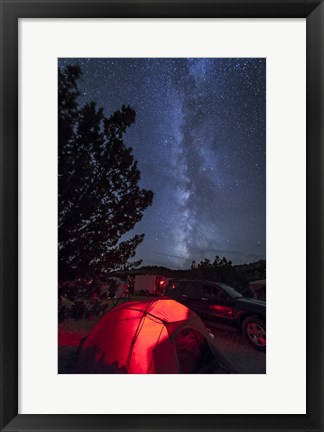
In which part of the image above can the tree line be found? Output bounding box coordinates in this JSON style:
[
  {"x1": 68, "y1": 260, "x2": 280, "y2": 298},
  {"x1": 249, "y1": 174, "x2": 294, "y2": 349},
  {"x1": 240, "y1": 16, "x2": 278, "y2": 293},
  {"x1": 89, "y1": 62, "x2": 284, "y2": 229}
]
[{"x1": 116, "y1": 258, "x2": 266, "y2": 294}]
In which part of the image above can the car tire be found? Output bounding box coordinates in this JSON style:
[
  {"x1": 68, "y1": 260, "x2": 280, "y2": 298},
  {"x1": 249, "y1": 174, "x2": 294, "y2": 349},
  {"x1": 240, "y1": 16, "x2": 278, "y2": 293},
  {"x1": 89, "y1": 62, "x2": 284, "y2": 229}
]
[{"x1": 242, "y1": 316, "x2": 266, "y2": 351}]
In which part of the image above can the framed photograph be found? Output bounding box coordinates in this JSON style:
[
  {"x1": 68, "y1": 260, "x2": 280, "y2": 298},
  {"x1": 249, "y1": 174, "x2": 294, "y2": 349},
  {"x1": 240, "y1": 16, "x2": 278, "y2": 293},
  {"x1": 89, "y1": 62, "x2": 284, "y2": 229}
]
[{"x1": 1, "y1": 0, "x2": 323, "y2": 431}]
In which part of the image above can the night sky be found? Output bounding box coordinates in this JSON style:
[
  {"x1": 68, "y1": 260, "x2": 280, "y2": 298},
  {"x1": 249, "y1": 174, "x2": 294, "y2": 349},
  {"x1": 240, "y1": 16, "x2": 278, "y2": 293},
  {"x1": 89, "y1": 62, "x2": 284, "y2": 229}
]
[{"x1": 58, "y1": 58, "x2": 266, "y2": 269}]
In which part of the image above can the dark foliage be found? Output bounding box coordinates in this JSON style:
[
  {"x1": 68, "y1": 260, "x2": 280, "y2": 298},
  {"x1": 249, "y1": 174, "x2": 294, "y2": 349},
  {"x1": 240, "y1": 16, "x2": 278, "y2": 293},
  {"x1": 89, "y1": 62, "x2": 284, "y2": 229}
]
[
  {"x1": 115, "y1": 257, "x2": 266, "y2": 295},
  {"x1": 58, "y1": 65, "x2": 153, "y2": 280}
]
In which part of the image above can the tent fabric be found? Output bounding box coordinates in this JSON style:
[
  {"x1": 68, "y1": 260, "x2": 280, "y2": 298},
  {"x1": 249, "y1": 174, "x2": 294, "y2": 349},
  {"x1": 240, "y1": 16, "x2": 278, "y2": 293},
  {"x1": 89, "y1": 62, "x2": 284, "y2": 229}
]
[{"x1": 76, "y1": 298, "x2": 233, "y2": 374}]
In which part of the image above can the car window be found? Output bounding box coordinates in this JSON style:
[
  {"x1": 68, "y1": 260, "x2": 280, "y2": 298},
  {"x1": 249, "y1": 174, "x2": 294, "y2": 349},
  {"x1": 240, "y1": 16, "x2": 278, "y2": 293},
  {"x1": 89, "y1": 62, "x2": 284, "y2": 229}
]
[
  {"x1": 182, "y1": 282, "x2": 202, "y2": 299},
  {"x1": 165, "y1": 281, "x2": 183, "y2": 297},
  {"x1": 203, "y1": 285, "x2": 228, "y2": 299},
  {"x1": 217, "y1": 283, "x2": 243, "y2": 298}
]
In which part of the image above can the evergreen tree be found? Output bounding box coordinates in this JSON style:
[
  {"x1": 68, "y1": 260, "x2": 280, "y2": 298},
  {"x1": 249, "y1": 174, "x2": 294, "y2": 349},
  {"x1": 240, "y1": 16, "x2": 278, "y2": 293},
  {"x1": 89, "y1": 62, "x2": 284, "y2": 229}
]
[{"x1": 58, "y1": 65, "x2": 153, "y2": 280}]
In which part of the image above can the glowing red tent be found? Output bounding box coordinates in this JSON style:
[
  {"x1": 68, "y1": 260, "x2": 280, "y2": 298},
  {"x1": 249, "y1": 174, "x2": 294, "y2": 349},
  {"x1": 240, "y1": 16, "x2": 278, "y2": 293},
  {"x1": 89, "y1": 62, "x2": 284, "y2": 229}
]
[{"x1": 76, "y1": 298, "x2": 235, "y2": 374}]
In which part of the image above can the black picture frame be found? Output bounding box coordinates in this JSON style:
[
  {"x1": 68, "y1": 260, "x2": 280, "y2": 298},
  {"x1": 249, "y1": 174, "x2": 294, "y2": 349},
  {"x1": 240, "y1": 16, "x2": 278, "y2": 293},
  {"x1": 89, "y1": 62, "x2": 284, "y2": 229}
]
[{"x1": 1, "y1": 1, "x2": 323, "y2": 431}]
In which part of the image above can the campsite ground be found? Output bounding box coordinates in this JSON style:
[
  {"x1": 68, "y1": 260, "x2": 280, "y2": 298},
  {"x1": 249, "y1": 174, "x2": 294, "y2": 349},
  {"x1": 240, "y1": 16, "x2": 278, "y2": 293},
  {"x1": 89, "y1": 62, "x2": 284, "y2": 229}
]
[
  {"x1": 203, "y1": 321, "x2": 266, "y2": 373},
  {"x1": 58, "y1": 296, "x2": 266, "y2": 374}
]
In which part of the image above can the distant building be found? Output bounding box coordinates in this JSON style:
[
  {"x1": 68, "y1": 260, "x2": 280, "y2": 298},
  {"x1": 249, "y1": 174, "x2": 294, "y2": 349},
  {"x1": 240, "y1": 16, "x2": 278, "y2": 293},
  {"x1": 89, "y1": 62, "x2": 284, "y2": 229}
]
[{"x1": 249, "y1": 279, "x2": 266, "y2": 301}]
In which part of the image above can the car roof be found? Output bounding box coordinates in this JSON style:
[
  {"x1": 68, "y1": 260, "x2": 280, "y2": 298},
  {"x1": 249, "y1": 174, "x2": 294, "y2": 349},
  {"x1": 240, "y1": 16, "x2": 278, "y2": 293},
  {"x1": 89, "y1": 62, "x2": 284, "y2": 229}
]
[{"x1": 170, "y1": 279, "x2": 222, "y2": 285}]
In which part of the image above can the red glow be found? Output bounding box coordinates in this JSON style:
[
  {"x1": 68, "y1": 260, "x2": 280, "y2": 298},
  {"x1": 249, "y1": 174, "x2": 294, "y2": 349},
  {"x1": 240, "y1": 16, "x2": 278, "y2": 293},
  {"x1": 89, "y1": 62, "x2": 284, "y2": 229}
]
[
  {"x1": 76, "y1": 298, "x2": 208, "y2": 374},
  {"x1": 210, "y1": 305, "x2": 233, "y2": 315},
  {"x1": 58, "y1": 330, "x2": 88, "y2": 347}
]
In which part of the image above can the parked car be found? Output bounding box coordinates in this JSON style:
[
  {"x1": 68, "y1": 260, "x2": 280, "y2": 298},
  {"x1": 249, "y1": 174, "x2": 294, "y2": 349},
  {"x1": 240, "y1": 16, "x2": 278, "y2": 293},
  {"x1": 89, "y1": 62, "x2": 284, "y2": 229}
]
[{"x1": 164, "y1": 279, "x2": 266, "y2": 351}]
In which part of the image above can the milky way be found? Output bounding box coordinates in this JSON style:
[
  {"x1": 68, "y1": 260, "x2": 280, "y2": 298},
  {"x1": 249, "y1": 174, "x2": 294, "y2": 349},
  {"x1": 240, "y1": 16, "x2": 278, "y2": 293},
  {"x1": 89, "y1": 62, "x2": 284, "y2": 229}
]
[{"x1": 58, "y1": 58, "x2": 266, "y2": 268}]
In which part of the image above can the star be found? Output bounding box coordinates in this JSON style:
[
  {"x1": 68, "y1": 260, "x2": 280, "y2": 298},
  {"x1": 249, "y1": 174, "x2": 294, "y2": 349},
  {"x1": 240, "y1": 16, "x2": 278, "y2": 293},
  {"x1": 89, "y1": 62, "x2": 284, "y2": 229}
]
[{"x1": 58, "y1": 57, "x2": 266, "y2": 268}]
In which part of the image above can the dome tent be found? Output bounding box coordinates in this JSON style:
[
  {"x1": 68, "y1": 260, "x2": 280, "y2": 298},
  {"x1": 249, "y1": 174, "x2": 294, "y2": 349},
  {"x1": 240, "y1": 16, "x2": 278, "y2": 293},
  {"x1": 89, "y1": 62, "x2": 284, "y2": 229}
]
[{"x1": 76, "y1": 298, "x2": 236, "y2": 374}]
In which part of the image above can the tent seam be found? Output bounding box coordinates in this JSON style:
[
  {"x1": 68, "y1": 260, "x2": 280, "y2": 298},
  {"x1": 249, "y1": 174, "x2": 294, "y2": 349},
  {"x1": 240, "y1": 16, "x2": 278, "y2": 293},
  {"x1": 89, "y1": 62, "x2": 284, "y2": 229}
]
[
  {"x1": 146, "y1": 323, "x2": 165, "y2": 374},
  {"x1": 125, "y1": 311, "x2": 148, "y2": 373}
]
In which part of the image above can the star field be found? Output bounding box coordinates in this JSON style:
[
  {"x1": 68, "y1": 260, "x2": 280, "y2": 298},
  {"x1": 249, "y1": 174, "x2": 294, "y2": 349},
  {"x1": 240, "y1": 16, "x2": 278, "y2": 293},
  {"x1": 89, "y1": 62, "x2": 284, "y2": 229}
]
[{"x1": 58, "y1": 58, "x2": 266, "y2": 268}]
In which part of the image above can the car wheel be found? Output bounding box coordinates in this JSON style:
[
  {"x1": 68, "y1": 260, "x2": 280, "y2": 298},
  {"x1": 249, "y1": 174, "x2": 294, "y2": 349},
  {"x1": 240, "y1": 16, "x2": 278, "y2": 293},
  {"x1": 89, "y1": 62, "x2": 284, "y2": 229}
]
[{"x1": 242, "y1": 317, "x2": 266, "y2": 351}]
